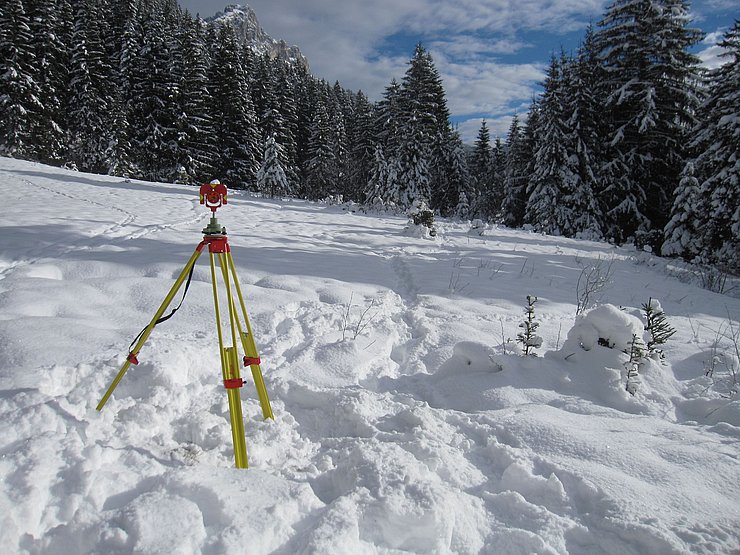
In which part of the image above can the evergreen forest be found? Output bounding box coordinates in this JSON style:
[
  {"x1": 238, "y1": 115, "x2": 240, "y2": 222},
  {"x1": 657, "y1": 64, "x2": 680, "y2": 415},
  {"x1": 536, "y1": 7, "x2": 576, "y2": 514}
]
[{"x1": 1, "y1": 0, "x2": 737, "y2": 269}]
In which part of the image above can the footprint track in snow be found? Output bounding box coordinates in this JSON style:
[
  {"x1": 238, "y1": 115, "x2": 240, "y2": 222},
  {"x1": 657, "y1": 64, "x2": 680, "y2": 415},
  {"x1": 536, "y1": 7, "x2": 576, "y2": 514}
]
[{"x1": 0, "y1": 173, "x2": 208, "y2": 284}]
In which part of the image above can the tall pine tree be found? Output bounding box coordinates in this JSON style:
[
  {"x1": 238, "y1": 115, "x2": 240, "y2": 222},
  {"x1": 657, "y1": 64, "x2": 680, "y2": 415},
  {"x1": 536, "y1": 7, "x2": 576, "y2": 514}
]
[
  {"x1": 595, "y1": 0, "x2": 703, "y2": 248},
  {"x1": 470, "y1": 120, "x2": 495, "y2": 217},
  {"x1": 67, "y1": 0, "x2": 114, "y2": 173},
  {"x1": 0, "y1": 0, "x2": 42, "y2": 158},
  {"x1": 526, "y1": 54, "x2": 575, "y2": 235},
  {"x1": 257, "y1": 134, "x2": 290, "y2": 198},
  {"x1": 209, "y1": 24, "x2": 260, "y2": 189},
  {"x1": 667, "y1": 21, "x2": 739, "y2": 268},
  {"x1": 305, "y1": 98, "x2": 338, "y2": 200},
  {"x1": 501, "y1": 114, "x2": 531, "y2": 228}
]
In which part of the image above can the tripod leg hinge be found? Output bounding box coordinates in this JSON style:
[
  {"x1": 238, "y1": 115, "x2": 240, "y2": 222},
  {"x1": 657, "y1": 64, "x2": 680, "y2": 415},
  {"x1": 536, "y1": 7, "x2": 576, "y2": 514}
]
[
  {"x1": 224, "y1": 378, "x2": 244, "y2": 389},
  {"x1": 127, "y1": 352, "x2": 139, "y2": 365},
  {"x1": 243, "y1": 356, "x2": 261, "y2": 366}
]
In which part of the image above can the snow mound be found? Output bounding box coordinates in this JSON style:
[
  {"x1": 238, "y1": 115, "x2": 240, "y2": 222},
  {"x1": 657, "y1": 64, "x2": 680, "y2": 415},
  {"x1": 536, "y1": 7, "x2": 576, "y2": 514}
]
[
  {"x1": 1, "y1": 159, "x2": 738, "y2": 555},
  {"x1": 402, "y1": 221, "x2": 438, "y2": 240},
  {"x1": 564, "y1": 303, "x2": 644, "y2": 351},
  {"x1": 435, "y1": 341, "x2": 503, "y2": 376}
]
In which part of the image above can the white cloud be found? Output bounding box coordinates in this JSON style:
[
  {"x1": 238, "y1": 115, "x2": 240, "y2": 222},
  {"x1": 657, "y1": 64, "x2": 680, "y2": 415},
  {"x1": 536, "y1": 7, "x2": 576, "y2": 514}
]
[
  {"x1": 456, "y1": 116, "x2": 513, "y2": 144},
  {"x1": 698, "y1": 44, "x2": 728, "y2": 68},
  {"x1": 429, "y1": 35, "x2": 533, "y2": 58},
  {"x1": 697, "y1": 26, "x2": 732, "y2": 69},
  {"x1": 181, "y1": 0, "x2": 601, "y2": 129}
]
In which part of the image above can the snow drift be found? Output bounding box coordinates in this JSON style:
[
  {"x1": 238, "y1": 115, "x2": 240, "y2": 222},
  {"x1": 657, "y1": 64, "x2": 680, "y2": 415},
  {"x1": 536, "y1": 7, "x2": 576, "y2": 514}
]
[{"x1": 0, "y1": 158, "x2": 738, "y2": 554}]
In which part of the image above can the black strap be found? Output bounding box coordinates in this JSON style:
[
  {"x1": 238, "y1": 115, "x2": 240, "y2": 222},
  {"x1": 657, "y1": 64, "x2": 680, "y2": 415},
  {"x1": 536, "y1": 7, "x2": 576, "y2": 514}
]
[{"x1": 128, "y1": 263, "x2": 196, "y2": 354}]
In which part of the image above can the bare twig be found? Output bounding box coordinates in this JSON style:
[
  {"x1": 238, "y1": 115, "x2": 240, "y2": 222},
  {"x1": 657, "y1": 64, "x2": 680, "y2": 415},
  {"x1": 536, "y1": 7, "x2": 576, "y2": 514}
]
[
  {"x1": 575, "y1": 256, "x2": 615, "y2": 315},
  {"x1": 342, "y1": 292, "x2": 380, "y2": 341},
  {"x1": 500, "y1": 319, "x2": 507, "y2": 355},
  {"x1": 353, "y1": 299, "x2": 378, "y2": 339},
  {"x1": 341, "y1": 292, "x2": 354, "y2": 341}
]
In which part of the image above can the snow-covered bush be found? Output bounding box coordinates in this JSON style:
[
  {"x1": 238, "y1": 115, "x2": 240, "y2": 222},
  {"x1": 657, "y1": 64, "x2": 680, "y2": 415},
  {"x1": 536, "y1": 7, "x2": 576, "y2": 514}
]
[
  {"x1": 469, "y1": 219, "x2": 486, "y2": 236},
  {"x1": 561, "y1": 304, "x2": 653, "y2": 395},
  {"x1": 404, "y1": 201, "x2": 437, "y2": 238},
  {"x1": 564, "y1": 304, "x2": 645, "y2": 353},
  {"x1": 411, "y1": 202, "x2": 436, "y2": 233}
]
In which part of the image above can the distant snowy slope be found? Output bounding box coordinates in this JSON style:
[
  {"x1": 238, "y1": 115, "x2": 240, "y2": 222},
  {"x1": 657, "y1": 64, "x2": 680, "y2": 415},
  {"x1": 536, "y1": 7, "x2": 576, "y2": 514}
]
[{"x1": 0, "y1": 157, "x2": 738, "y2": 554}]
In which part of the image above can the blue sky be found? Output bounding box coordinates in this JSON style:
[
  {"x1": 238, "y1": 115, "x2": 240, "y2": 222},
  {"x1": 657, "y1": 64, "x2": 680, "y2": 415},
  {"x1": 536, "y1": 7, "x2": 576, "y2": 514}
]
[{"x1": 179, "y1": 1, "x2": 738, "y2": 143}]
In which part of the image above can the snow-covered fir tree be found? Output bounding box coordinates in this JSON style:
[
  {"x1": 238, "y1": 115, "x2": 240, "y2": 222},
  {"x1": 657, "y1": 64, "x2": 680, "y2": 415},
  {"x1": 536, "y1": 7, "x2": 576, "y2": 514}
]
[
  {"x1": 257, "y1": 134, "x2": 290, "y2": 198},
  {"x1": 398, "y1": 44, "x2": 454, "y2": 213},
  {"x1": 443, "y1": 128, "x2": 472, "y2": 218},
  {"x1": 67, "y1": 0, "x2": 114, "y2": 173},
  {"x1": 642, "y1": 298, "x2": 676, "y2": 358},
  {"x1": 374, "y1": 79, "x2": 403, "y2": 159},
  {"x1": 677, "y1": 21, "x2": 739, "y2": 269},
  {"x1": 565, "y1": 29, "x2": 604, "y2": 239},
  {"x1": 526, "y1": 47, "x2": 603, "y2": 239},
  {"x1": 594, "y1": 0, "x2": 703, "y2": 249},
  {"x1": 456, "y1": 190, "x2": 471, "y2": 220},
  {"x1": 470, "y1": 120, "x2": 496, "y2": 218},
  {"x1": 173, "y1": 12, "x2": 216, "y2": 184},
  {"x1": 272, "y1": 62, "x2": 301, "y2": 189},
  {"x1": 103, "y1": 95, "x2": 135, "y2": 178},
  {"x1": 346, "y1": 92, "x2": 375, "y2": 203},
  {"x1": 128, "y1": 2, "x2": 181, "y2": 181},
  {"x1": 0, "y1": 0, "x2": 42, "y2": 159},
  {"x1": 252, "y1": 54, "x2": 296, "y2": 188},
  {"x1": 500, "y1": 114, "x2": 531, "y2": 228},
  {"x1": 209, "y1": 24, "x2": 260, "y2": 189},
  {"x1": 305, "y1": 99, "x2": 338, "y2": 200},
  {"x1": 526, "y1": 54, "x2": 575, "y2": 236},
  {"x1": 396, "y1": 111, "x2": 431, "y2": 210},
  {"x1": 663, "y1": 162, "x2": 703, "y2": 260},
  {"x1": 29, "y1": 0, "x2": 70, "y2": 165},
  {"x1": 517, "y1": 295, "x2": 543, "y2": 356},
  {"x1": 327, "y1": 87, "x2": 350, "y2": 199},
  {"x1": 491, "y1": 137, "x2": 506, "y2": 213},
  {"x1": 366, "y1": 145, "x2": 390, "y2": 208}
]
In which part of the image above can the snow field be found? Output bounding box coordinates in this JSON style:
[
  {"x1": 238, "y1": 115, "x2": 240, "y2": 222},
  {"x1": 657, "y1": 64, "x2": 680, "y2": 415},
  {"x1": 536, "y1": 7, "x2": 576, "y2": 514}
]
[{"x1": 0, "y1": 158, "x2": 738, "y2": 554}]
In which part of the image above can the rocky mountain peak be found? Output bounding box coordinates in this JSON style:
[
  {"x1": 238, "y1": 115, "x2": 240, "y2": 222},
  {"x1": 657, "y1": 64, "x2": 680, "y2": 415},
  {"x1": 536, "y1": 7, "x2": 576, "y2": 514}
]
[{"x1": 208, "y1": 4, "x2": 309, "y2": 71}]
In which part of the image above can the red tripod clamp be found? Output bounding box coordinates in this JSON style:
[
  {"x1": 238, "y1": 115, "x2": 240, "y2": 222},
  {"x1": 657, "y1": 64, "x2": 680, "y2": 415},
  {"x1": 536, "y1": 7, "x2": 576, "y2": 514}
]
[{"x1": 224, "y1": 378, "x2": 244, "y2": 389}]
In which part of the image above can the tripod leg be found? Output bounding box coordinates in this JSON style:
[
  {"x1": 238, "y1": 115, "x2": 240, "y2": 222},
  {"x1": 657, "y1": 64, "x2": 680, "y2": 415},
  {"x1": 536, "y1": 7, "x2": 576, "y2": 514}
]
[
  {"x1": 212, "y1": 252, "x2": 249, "y2": 468},
  {"x1": 218, "y1": 252, "x2": 239, "y2": 358},
  {"x1": 226, "y1": 252, "x2": 274, "y2": 420},
  {"x1": 224, "y1": 347, "x2": 248, "y2": 468},
  {"x1": 209, "y1": 251, "x2": 227, "y2": 380},
  {"x1": 97, "y1": 245, "x2": 205, "y2": 411}
]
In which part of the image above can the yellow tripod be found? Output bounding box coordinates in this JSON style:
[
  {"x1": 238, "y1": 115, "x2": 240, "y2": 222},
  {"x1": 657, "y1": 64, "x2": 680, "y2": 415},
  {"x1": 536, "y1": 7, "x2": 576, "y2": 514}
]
[{"x1": 97, "y1": 181, "x2": 273, "y2": 468}]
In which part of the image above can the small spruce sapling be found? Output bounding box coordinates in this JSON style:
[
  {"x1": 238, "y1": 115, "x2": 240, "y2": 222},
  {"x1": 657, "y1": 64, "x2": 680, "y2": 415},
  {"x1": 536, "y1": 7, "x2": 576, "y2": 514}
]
[
  {"x1": 517, "y1": 295, "x2": 543, "y2": 356},
  {"x1": 642, "y1": 298, "x2": 676, "y2": 361},
  {"x1": 625, "y1": 333, "x2": 646, "y2": 395}
]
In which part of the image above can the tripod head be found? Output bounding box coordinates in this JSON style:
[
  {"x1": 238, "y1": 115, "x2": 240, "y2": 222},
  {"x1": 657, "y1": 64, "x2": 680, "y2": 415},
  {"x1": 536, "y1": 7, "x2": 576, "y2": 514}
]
[
  {"x1": 200, "y1": 180, "x2": 228, "y2": 236},
  {"x1": 199, "y1": 180, "x2": 228, "y2": 213}
]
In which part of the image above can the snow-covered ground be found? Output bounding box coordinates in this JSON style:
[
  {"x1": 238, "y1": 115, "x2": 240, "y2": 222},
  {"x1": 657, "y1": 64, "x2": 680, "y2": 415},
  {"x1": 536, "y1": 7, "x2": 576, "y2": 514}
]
[{"x1": 0, "y1": 157, "x2": 738, "y2": 554}]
